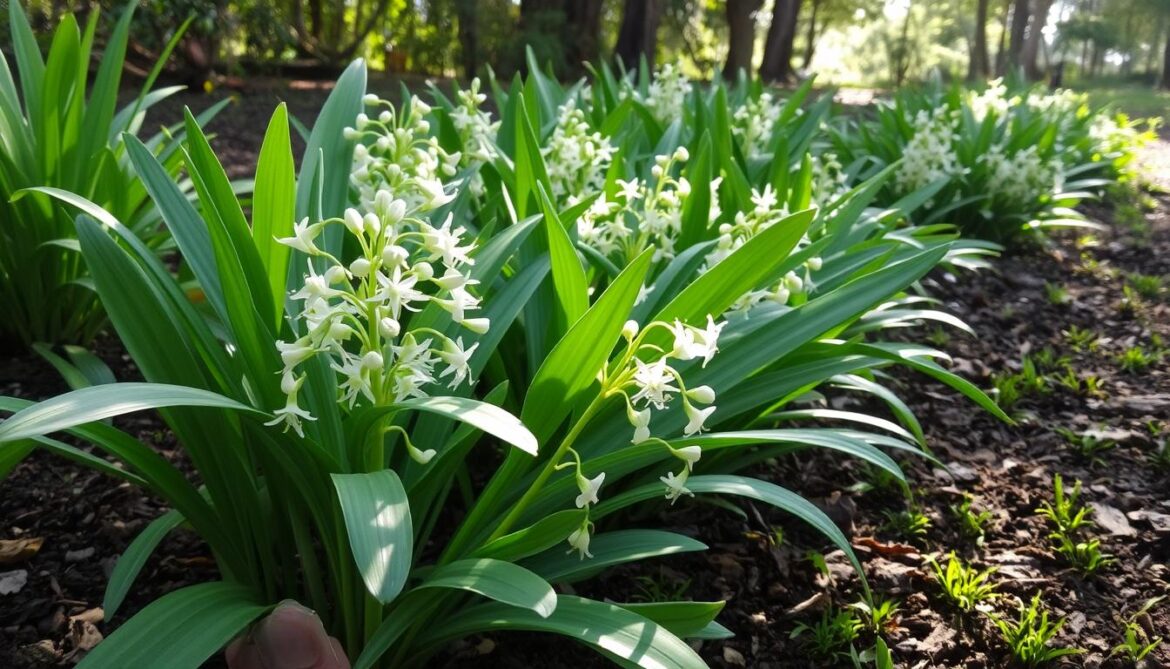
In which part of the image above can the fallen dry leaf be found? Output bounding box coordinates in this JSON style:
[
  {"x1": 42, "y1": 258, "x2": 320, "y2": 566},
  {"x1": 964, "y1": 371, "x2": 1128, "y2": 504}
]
[
  {"x1": 855, "y1": 536, "x2": 919, "y2": 557},
  {"x1": 0, "y1": 537, "x2": 43, "y2": 565}
]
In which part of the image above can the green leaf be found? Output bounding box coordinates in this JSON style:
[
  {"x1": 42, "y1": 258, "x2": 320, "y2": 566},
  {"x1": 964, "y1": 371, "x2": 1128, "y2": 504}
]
[
  {"x1": 417, "y1": 558, "x2": 556, "y2": 618},
  {"x1": 417, "y1": 595, "x2": 706, "y2": 669},
  {"x1": 76, "y1": 582, "x2": 266, "y2": 669},
  {"x1": 595, "y1": 474, "x2": 870, "y2": 598},
  {"x1": 652, "y1": 208, "x2": 814, "y2": 327},
  {"x1": 251, "y1": 103, "x2": 296, "y2": 327},
  {"x1": 538, "y1": 183, "x2": 588, "y2": 329},
  {"x1": 522, "y1": 248, "x2": 654, "y2": 443},
  {"x1": 396, "y1": 396, "x2": 538, "y2": 456},
  {"x1": 617, "y1": 601, "x2": 725, "y2": 639},
  {"x1": 473, "y1": 509, "x2": 586, "y2": 562},
  {"x1": 522, "y1": 530, "x2": 706, "y2": 583},
  {"x1": 104, "y1": 509, "x2": 184, "y2": 619},
  {"x1": 333, "y1": 469, "x2": 413, "y2": 604},
  {"x1": 0, "y1": 383, "x2": 259, "y2": 443}
]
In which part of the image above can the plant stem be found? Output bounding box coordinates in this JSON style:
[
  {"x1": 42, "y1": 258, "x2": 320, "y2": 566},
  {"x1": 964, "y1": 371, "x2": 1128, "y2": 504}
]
[{"x1": 486, "y1": 393, "x2": 607, "y2": 542}]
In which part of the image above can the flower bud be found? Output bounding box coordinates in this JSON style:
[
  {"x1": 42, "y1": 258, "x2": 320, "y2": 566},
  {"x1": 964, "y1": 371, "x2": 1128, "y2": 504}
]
[
  {"x1": 685, "y1": 385, "x2": 716, "y2": 404},
  {"x1": 806, "y1": 256, "x2": 823, "y2": 271},
  {"x1": 784, "y1": 271, "x2": 803, "y2": 293},
  {"x1": 673, "y1": 146, "x2": 689, "y2": 162},
  {"x1": 413, "y1": 261, "x2": 434, "y2": 280},
  {"x1": 324, "y1": 265, "x2": 348, "y2": 285},
  {"x1": 379, "y1": 110, "x2": 392, "y2": 123},
  {"x1": 651, "y1": 165, "x2": 664, "y2": 179},
  {"x1": 621, "y1": 320, "x2": 639, "y2": 341},
  {"x1": 349, "y1": 258, "x2": 371, "y2": 277},
  {"x1": 356, "y1": 113, "x2": 370, "y2": 127},
  {"x1": 378, "y1": 317, "x2": 401, "y2": 338},
  {"x1": 363, "y1": 212, "x2": 382, "y2": 236},
  {"x1": 463, "y1": 317, "x2": 490, "y2": 334},
  {"x1": 382, "y1": 244, "x2": 409, "y2": 268},
  {"x1": 344, "y1": 208, "x2": 364, "y2": 236},
  {"x1": 361, "y1": 350, "x2": 384, "y2": 371}
]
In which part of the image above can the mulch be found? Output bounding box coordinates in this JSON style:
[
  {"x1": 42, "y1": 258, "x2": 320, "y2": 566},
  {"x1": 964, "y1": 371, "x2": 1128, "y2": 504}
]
[{"x1": 1, "y1": 80, "x2": 1168, "y2": 668}]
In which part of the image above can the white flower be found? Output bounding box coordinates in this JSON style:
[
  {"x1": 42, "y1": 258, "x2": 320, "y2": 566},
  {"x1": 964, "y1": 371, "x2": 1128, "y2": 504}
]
[
  {"x1": 277, "y1": 339, "x2": 315, "y2": 368},
  {"x1": 567, "y1": 524, "x2": 593, "y2": 560},
  {"x1": 691, "y1": 315, "x2": 725, "y2": 367},
  {"x1": 682, "y1": 401, "x2": 716, "y2": 436},
  {"x1": 626, "y1": 403, "x2": 652, "y2": 444},
  {"x1": 265, "y1": 388, "x2": 316, "y2": 438},
  {"x1": 372, "y1": 267, "x2": 426, "y2": 319},
  {"x1": 437, "y1": 337, "x2": 478, "y2": 388},
  {"x1": 674, "y1": 445, "x2": 702, "y2": 470},
  {"x1": 660, "y1": 471, "x2": 693, "y2": 504},
  {"x1": 630, "y1": 358, "x2": 679, "y2": 410},
  {"x1": 420, "y1": 215, "x2": 476, "y2": 268},
  {"x1": 276, "y1": 218, "x2": 321, "y2": 255},
  {"x1": 575, "y1": 471, "x2": 605, "y2": 508}
]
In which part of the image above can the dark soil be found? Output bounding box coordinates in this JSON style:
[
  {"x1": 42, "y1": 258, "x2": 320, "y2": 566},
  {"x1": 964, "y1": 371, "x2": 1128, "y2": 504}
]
[{"x1": 2, "y1": 79, "x2": 1168, "y2": 668}]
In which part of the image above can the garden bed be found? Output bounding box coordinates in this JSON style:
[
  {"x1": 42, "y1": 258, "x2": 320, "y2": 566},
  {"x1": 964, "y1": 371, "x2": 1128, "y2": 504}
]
[{"x1": 1, "y1": 74, "x2": 1167, "y2": 667}]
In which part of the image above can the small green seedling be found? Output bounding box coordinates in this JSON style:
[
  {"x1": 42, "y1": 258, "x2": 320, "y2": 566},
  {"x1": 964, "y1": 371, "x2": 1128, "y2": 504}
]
[
  {"x1": 791, "y1": 607, "x2": 862, "y2": 661},
  {"x1": 1052, "y1": 533, "x2": 1113, "y2": 576},
  {"x1": 1045, "y1": 282, "x2": 1071, "y2": 305},
  {"x1": 1054, "y1": 427, "x2": 1116, "y2": 466},
  {"x1": 1063, "y1": 325, "x2": 1099, "y2": 353},
  {"x1": 991, "y1": 593, "x2": 1083, "y2": 667},
  {"x1": 950, "y1": 494, "x2": 993, "y2": 544},
  {"x1": 1110, "y1": 596, "x2": 1164, "y2": 663},
  {"x1": 883, "y1": 507, "x2": 931, "y2": 540},
  {"x1": 1035, "y1": 474, "x2": 1091, "y2": 535},
  {"x1": 928, "y1": 552, "x2": 998, "y2": 612},
  {"x1": 850, "y1": 596, "x2": 901, "y2": 633}
]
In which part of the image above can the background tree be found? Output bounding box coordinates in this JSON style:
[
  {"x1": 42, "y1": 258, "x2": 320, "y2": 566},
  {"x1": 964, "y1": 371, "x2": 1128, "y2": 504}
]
[
  {"x1": 723, "y1": 0, "x2": 763, "y2": 78},
  {"x1": 616, "y1": 0, "x2": 665, "y2": 70},
  {"x1": 759, "y1": 0, "x2": 803, "y2": 81},
  {"x1": 969, "y1": 0, "x2": 992, "y2": 79}
]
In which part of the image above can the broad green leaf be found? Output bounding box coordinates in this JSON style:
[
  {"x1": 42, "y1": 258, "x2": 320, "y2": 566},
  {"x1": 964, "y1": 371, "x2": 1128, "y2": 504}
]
[
  {"x1": 538, "y1": 183, "x2": 587, "y2": 328},
  {"x1": 473, "y1": 509, "x2": 586, "y2": 562},
  {"x1": 0, "y1": 383, "x2": 259, "y2": 443},
  {"x1": 522, "y1": 248, "x2": 654, "y2": 443},
  {"x1": 333, "y1": 469, "x2": 413, "y2": 604},
  {"x1": 417, "y1": 558, "x2": 556, "y2": 618},
  {"x1": 523, "y1": 530, "x2": 706, "y2": 583},
  {"x1": 617, "y1": 601, "x2": 725, "y2": 639},
  {"x1": 417, "y1": 595, "x2": 706, "y2": 669},
  {"x1": 104, "y1": 509, "x2": 184, "y2": 618},
  {"x1": 77, "y1": 582, "x2": 266, "y2": 669},
  {"x1": 252, "y1": 103, "x2": 296, "y2": 326},
  {"x1": 396, "y1": 396, "x2": 538, "y2": 456}
]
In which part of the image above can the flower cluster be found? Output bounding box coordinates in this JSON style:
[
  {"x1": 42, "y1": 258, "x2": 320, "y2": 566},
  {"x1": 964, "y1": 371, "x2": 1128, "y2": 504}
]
[
  {"x1": 732, "y1": 91, "x2": 783, "y2": 159},
  {"x1": 348, "y1": 94, "x2": 460, "y2": 212},
  {"x1": 894, "y1": 108, "x2": 966, "y2": 195},
  {"x1": 267, "y1": 98, "x2": 487, "y2": 444},
  {"x1": 543, "y1": 100, "x2": 618, "y2": 201},
  {"x1": 642, "y1": 63, "x2": 691, "y2": 127},
  {"x1": 576, "y1": 148, "x2": 721, "y2": 265},
  {"x1": 562, "y1": 315, "x2": 726, "y2": 559},
  {"x1": 981, "y1": 144, "x2": 1062, "y2": 209},
  {"x1": 448, "y1": 78, "x2": 500, "y2": 198},
  {"x1": 810, "y1": 151, "x2": 852, "y2": 210},
  {"x1": 703, "y1": 185, "x2": 821, "y2": 315}
]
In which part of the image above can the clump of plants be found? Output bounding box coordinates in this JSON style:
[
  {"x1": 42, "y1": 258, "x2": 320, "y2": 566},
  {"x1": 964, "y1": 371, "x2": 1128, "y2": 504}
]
[
  {"x1": 991, "y1": 593, "x2": 1083, "y2": 667},
  {"x1": 928, "y1": 552, "x2": 999, "y2": 612},
  {"x1": 0, "y1": 0, "x2": 219, "y2": 347},
  {"x1": 1035, "y1": 474, "x2": 1113, "y2": 576}
]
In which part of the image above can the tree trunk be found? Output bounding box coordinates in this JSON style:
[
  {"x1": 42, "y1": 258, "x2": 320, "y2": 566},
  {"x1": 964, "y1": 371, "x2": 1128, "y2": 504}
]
[
  {"x1": 802, "y1": 0, "x2": 821, "y2": 68},
  {"x1": 722, "y1": 0, "x2": 762, "y2": 79},
  {"x1": 1021, "y1": 0, "x2": 1052, "y2": 80},
  {"x1": 564, "y1": 0, "x2": 604, "y2": 70},
  {"x1": 1006, "y1": 0, "x2": 1029, "y2": 72},
  {"x1": 968, "y1": 0, "x2": 991, "y2": 80},
  {"x1": 456, "y1": 0, "x2": 478, "y2": 79},
  {"x1": 614, "y1": 0, "x2": 663, "y2": 71},
  {"x1": 1162, "y1": 29, "x2": 1170, "y2": 89},
  {"x1": 759, "y1": 0, "x2": 803, "y2": 82}
]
